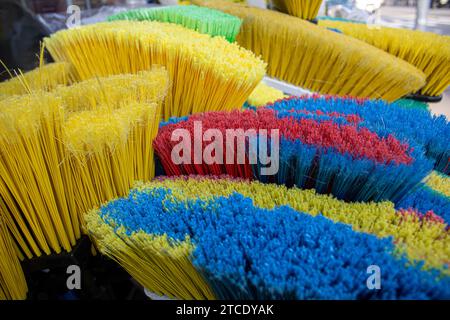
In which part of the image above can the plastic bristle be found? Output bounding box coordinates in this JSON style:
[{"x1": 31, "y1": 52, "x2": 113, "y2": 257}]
[
  {"x1": 192, "y1": 0, "x2": 426, "y2": 102},
  {"x1": 272, "y1": 0, "x2": 323, "y2": 20},
  {"x1": 86, "y1": 178, "x2": 450, "y2": 299},
  {"x1": 318, "y1": 19, "x2": 450, "y2": 97},
  {"x1": 140, "y1": 176, "x2": 450, "y2": 274},
  {"x1": 0, "y1": 217, "x2": 28, "y2": 300},
  {"x1": 108, "y1": 5, "x2": 242, "y2": 43},
  {"x1": 426, "y1": 171, "x2": 450, "y2": 198},
  {"x1": 0, "y1": 62, "x2": 73, "y2": 99},
  {"x1": 54, "y1": 67, "x2": 169, "y2": 113},
  {"x1": 0, "y1": 69, "x2": 168, "y2": 258},
  {"x1": 265, "y1": 95, "x2": 449, "y2": 175},
  {"x1": 396, "y1": 186, "x2": 450, "y2": 224},
  {"x1": 246, "y1": 82, "x2": 285, "y2": 107},
  {"x1": 154, "y1": 103, "x2": 433, "y2": 203},
  {"x1": 44, "y1": 20, "x2": 266, "y2": 120}
]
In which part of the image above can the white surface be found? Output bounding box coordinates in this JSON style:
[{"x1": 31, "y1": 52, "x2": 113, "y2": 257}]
[{"x1": 262, "y1": 76, "x2": 312, "y2": 97}]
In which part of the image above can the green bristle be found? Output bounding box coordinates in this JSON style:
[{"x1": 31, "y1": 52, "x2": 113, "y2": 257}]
[
  {"x1": 394, "y1": 99, "x2": 429, "y2": 111},
  {"x1": 108, "y1": 5, "x2": 242, "y2": 43}
]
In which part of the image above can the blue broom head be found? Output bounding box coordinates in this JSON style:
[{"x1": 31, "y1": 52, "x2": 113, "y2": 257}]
[
  {"x1": 87, "y1": 179, "x2": 450, "y2": 300},
  {"x1": 264, "y1": 95, "x2": 449, "y2": 175}
]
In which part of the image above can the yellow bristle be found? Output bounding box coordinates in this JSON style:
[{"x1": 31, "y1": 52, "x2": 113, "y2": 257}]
[
  {"x1": 0, "y1": 217, "x2": 28, "y2": 300},
  {"x1": 0, "y1": 62, "x2": 73, "y2": 99},
  {"x1": 85, "y1": 211, "x2": 215, "y2": 299},
  {"x1": 63, "y1": 102, "x2": 161, "y2": 217},
  {"x1": 426, "y1": 171, "x2": 450, "y2": 197},
  {"x1": 272, "y1": 0, "x2": 323, "y2": 20},
  {"x1": 0, "y1": 93, "x2": 76, "y2": 257},
  {"x1": 43, "y1": 20, "x2": 266, "y2": 120},
  {"x1": 0, "y1": 68, "x2": 168, "y2": 258},
  {"x1": 59, "y1": 67, "x2": 168, "y2": 219},
  {"x1": 193, "y1": 0, "x2": 426, "y2": 102},
  {"x1": 318, "y1": 20, "x2": 450, "y2": 97},
  {"x1": 247, "y1": 81, "x2": 285, "y2": 106},
  {"x1": 54, "y1": 68, "x2": 169, "y2": 113}
]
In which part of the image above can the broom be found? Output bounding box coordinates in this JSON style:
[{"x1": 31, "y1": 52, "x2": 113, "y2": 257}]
[
  {"x1": 318, "y1": 19, "x2": 450, "y2": 100},
  {"x1": 153, "y1": 103, "x2": 433, "y2": 203},
  {"x1": 58, "y1": 67, "x2": 168, "y2": 234},
  {"x1": 264, "y1": 95, "x2": 449, "y2": 175},
  {"x1": 85, "y1": 176, "x2": 450, "y2": 299},
  {"x1": 271, "y1": 0, "x2": 323, "y2": 21},
  {"x1": 142, "y1": 176, "x2": 450, "y2": 274},
  {"x1": 0, "y1": 67, "x2": 168, "y2": 259},
  {"x1": 0, "y1": 216, "x2": 28, "y2": 300},
  {"x1": 43, "y1": 20, "x2": 266, "y2": 120},
  {"x1": 192, "y1": 0, "x2": 426, "y2": 102},
  {"x1": 107, "y1": 5, "x2": 242, "y2": 43}
]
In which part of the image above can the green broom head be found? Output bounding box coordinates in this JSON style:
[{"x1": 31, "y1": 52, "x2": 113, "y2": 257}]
[{"x1": 107, "y1": 5, "x2": 242, "y2": 43}]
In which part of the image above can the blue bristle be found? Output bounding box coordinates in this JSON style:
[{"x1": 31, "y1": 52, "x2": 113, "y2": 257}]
[
  {"x1": 250, "y1": 137, "x2": 432, "y2": 202},
  {"x1": 100, "y1": 189, "x2": 450, "y2": 300},
  {"x1": 396, "y1": 185, "x2": 450, "y2": 223},
  {"x1": 242, "y1": 102, "x2": 256, "y2": 110},
  {"x1": 159, "y1": 115, "x2": 189, "y2": 127},
  {"x1": 327, "y1": 27, "x2": 343, "y2": 34},
  {"x1": 278, "y1": 139, "x2": 318, "y2": 188}
]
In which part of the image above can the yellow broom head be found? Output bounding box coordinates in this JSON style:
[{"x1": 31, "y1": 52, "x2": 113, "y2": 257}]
[
  {"x1": 318, "y1": 19, "x2": 450, "y2": 97},
  {"x1": 43, "y1": 20, "x2": 266, "y2": 120},
  {"x1": 272, "y1": 0, "x2": 323, "y2": 20},
  {"x1": 63, "y1": 102, "x2": 161, "y2": 212},
  {"x1": 0, "y1": 62, "x2": 73, "y2": 100},
  {"x1": 193, "y1": 0, "x2": 426, "y2": 102},
  {"x1": 0, "y1": 216, "x2": 28, "y2": 300},
  {"x1": 59, "y1": 67, "x2": 168, "y2": 212},
  {"x1": 0, "y1": 68, "x2": 168, "y2": 259},
  {"x1": 247, "y1": 81, "x2": 285, "y2": 106}
]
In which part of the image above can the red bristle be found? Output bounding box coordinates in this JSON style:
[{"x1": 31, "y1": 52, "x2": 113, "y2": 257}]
[
  {"x1": 398, "y1": 208, "x2": 445, "y2": 225},
  {"x1": 154, "y1": 109, "x2": 413, "y2": 177}
]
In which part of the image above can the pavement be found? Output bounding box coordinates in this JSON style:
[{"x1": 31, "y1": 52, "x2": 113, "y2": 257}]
[{"x1": 379, "y1": 6, "x2": 450, "y2": 118}]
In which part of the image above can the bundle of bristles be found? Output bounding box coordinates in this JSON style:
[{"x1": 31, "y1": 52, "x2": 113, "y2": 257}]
[
  {"x1": 194, "y1": 0, "x2": 449, "y2": 100},
  {"x1": 0, "y1": 0, "x2": 449, "y2": 300}
]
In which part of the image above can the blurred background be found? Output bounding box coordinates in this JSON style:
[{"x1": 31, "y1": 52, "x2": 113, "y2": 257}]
[{"x1": 0, "y1": 0, "x2": 449, "y2": 115}]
